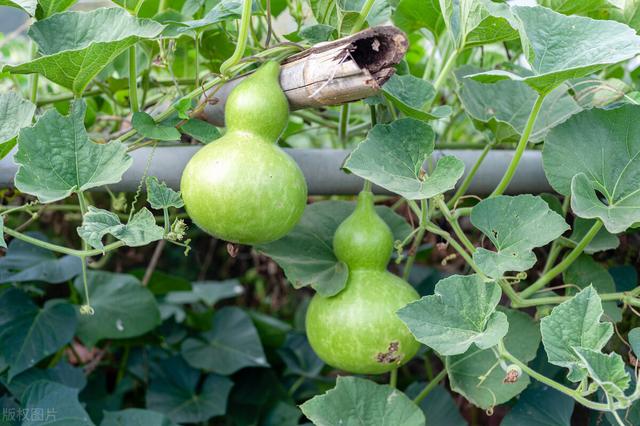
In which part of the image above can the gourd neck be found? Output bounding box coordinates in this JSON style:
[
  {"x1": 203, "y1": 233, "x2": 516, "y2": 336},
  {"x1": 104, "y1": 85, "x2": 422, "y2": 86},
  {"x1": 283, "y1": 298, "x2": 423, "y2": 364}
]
[
  {"x1": 333, "y1": 190, "x2": 393, "y2": 271},
  {"x1": 225, "y1": 61, "x2": 289, "y2": 142}
]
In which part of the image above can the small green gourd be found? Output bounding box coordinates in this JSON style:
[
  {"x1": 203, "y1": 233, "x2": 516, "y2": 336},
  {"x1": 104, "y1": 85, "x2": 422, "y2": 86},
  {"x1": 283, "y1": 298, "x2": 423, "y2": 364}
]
[
  {"x1": 305, "y1": 190, "x2": 420, "y2": 374},
  {"x1": 180, "y1": 61, "x2": 307, "y2": 244}
]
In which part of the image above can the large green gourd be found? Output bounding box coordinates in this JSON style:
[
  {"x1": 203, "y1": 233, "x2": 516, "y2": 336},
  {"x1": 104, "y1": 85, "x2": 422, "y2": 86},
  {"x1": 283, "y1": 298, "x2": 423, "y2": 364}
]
[
  {"x1": 305, "y1": 190, "x2": 420, "y2": 374},
  {"x1": 180, "y1": 61, "x2": 307, "y2": 245}
]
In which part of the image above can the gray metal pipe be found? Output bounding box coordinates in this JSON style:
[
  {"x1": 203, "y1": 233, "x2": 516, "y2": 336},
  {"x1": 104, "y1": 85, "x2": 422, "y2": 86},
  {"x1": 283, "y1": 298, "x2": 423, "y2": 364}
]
[{"x1": 0, "y1": 147, "x2": 552, "y2": 196}]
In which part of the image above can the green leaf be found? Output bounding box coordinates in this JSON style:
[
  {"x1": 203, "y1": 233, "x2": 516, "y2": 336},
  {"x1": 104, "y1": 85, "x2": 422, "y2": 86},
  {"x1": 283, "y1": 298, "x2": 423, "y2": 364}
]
[
  {"x1": 0, "y1": 361, "x2": 85, "y2": 403},
  {"x1": 77, "y1": 206, "x2": 164, "y2": 250},
  {"x1": 470, "y1": 195, "x2": 569, "y2": 279},
  {"x1": 470, "y1": 6, "x2": 640, "y2": 94},
  {"x1": 4, "y1": 8, "x2": 164, "y2": 95},
  {"x1": 35, "y1": 0, "x2": 75, "y2": 19},
  {"x1": 109, "y1": 0, "x2": 144, "y2": 14},
  {"x1": 296, "y1": 24, "x2": 335, "y2": 43},
  {"x1": 630, "y1": 328, "x2": 640, "y2": 357},
  {"x1": 543, "y1": 105, "x2": 640, "y2": 233},
  {"x1": 15, "y1": 101, "x2": 132, "y2": 203},
  {"x1": 146, "y1": 176, "x2": 184, "y2": 210},
  {"x1": 146, "y1": 356, "x2": 233, "y2": 424},
  {"x1": 0, "y1": 289, "x2": 77, "y2": 380},
  {"x1": 179, "y1": 118, "x2": 221, "y2": 144},
  {"x1": 540, "y1": 0, "x2": 608, "y2": 15},
  {"x1": 165, "y1": 279, "x2": 243, "y2": 306},
  {"x1": 382, "y1": 74, "x2": 447, "y2": 121},
  {"x1": 573, "y1": 347, "x2": 630, "y2": 400},
  {"x1": 181, "y1": 307, "x2": 268, "y2": 375},
  {"x1": 257, "y1": 200, "x2": 411, "y2": 296},
  {"x1": 0, "y1": 93, "x2": 35, "y2": 148},
  {"x1": 568, "y1": 218, "x2": 619, "y2": 254},
  {"x1": 276, "y1": 331, "x2": 324, "y2": 377},
  {"x1": 446, "y1": 309, "x2": 540, "y2": 409},
  {"x1": 22, "y1": 381, "x2": 93, "y2": 426},
  {"x1": 540, "y1": 286, "x2": 613, "y2": 382},
  {"x1": 131, "y1": 112, "x2": 181, "y2": 141},
  {"x1": 0, "y1": 232, "x2": 81, "y2": 284},
  {"x1": 455, "y1": 66, "x2": 582, "y2": 144},
  {"x1": 300, "y1": 376, "x2": 426, "y2": 426},
  {"x1": 73, "y1": 271, "x2": 161, "y2": 347},
  {"x1": 392, "y1": 0, "x2": 444, "y2": 37},
  {"x1": 440, "y1": 0, "x2": 518, "y2": 49},
  {"x1": 398, "y1": 274, "x2": 507, "y2": 355},
  {"x1": 162, "y1": 0, "x2": 244, "y2": 37},
  {"x1": 343, "y1": 118, "x2": 464, "y2": 200},
  {"x1": 101, "y1": 409, "x2": 178, "y2": 426},
  {"x1": 501, "y1": 385, "x2": 575, "y2": 426},
  {"x1": 564, "y1": 255, "x2": 621, "y2": 322},
  {"x1": 0, "y1": 0, "x2": 36, "y2": 15},
  {"x1": 404, "y1": 384, "x2": 466, "y2": 426}
]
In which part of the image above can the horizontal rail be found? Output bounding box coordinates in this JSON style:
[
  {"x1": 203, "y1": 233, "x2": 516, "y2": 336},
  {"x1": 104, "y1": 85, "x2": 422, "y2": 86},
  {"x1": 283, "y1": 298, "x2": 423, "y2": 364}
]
[{"x1": 0, "y1": 147, "x2": 552, "y2": 196}]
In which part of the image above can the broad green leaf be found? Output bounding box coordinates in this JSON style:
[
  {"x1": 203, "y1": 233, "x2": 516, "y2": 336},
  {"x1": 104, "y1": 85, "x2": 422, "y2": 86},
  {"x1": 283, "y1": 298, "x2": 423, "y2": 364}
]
[
  {"x1": 382, "y1": 74, "x2": 449, "y2": 120},
  {"x1": 470, "y1": 6, "x2": 640, "y2": 94},
  {"x1": 0, "y1": 93, "x2": 35, "y2": 150},
  {"x1": 165, "y1": 279, "x2": 243, "y2": 306},
  {"x1": 131, "y1": 112, "x2": 181, "y2": 141},
  {"x1": 398, "y1": 274, "x2": 507, "y2": 355},
  {"x1": 109, "y1": 0, "x2": 144, "y2": 13},
  {"x1": 180, "y1": 118, "x2": 221, "y2": 144},
  {"x1": 257, "y1": 200, "x2": 410, "y2": 296},
  {"x1": 455, "y1": 66, "x2": 582, "y2": 143},
  {"x1": 162, "y1": 0, "x2": 244, "y2": 37},
  {"x1": 276, "y1": 332, "x2": 324, "y2": 377},
  {"x1": 0, "y1": 232, "x2": 81, "y2": 284},
  {"x1": 73, "y1": 271, "x2": 161, "y2": 346},
  {"x1": 343, "y1": 118, "x2": 464, "y2": 200},
  {"x1": 15, "y1": 101, "x2": 132, "y2": 203},
  {"x1": 392, "y1": 0, "x2": 444, "y2": 37},
  {"x1": 470, "y1": 195, "x2": 569, "y2": 279},
  {"x1": 0, "y1": 289, "x2": 77, "y2": 380},
  {"x1": 568, "y1": 218, "x2": 619, "y2": 254},
  {"x1": 446, "y1": 309, "x2": 540, "y2": 409},
  {"x1": 540, "y1": 286, "x2": 612, "y2": 382},
  {"x1": 0, "y1": 0, "x2": 36, "y2": 15},
  {"x1": 1, "y1": 361, "x2": 85, "y2": 403},
  {"x1": 22, "y1": 381, "x2": 93, "y2": 426},
  {"x1": 146, "y1": 356, "x2": 233, "y2": 424},
  {"x1": 77, "y1": 207, "x2": 164, "y2": 250},
  {"x1": 540, "y1": 0, "x2": 608, "y2": 15},
  {"x1": 404, "y1": 384, "x2": 466, "y2": 426},
  {"x1": 294, "y1": 24, "x2": 335, "y2": 43},
  {"x1": 564, "y1": 255, "x2": 621, "y2": 322},
  {"x1": 146, "y1": 176, "x2": 184, "y2": 210},
  {"x1": 543, "y1": 105, "x2": 640, "y2": 233},
  {"x1": 609, "y1": 0, "x2": 640, "y2": 33},
  {"x1": 181, "y1": 307, "x2": 268, "y2": 375},
  {"x1": 440, "y1": 0, "x2": 518, "y2": 49},
  {"x1": 300, "y1": 376, "x2": 426, "y2": 426},
  {"x1": 630, "y1": 328, "x2": 640, "y2": 356},
  {"x1": 101, "y1": 409, "x2": 177, "y2": 426},
  {"x1": 574, "y1": 347, "x2": 630, "y2": 400},
  {"x1": 501, "y1": 385, "x2": 575, "y2": 426},
  {"x1": 36, "y1": 0, "x2": 76, "y2": 19},
  {"x1": 4, "y1": 8, "x2": 164, "y2": 95}
]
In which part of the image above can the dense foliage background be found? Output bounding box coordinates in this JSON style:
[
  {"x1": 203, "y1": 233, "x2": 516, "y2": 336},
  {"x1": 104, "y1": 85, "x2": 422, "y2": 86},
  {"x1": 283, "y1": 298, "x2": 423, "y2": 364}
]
[{"x1": 2, "y1": 0, "x2": 640, "y2": 425}]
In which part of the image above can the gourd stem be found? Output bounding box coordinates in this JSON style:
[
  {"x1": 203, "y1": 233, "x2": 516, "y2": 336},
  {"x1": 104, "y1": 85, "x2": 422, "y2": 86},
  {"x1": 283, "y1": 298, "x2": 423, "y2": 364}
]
[
  {"x1": 29, "y1": 39, "x2": 39, "y2": 104},
  {"x1": 435, "y1": 197, "x2": 475, "y2": 253},
  {"x1": 447, "y1": 143, "x2": 491, "y2": 208},
  {"x1": 220, "y1": 0, "x2": 253, "y2": 76},
  {"x1": 402, "y1": 200, "x2": 428, "y2": 281},
  {"x1": 540, "y1": 196, "x2": 570, "y2": 275},
  {"x1": 433, "y1": 48, "x2": 459, "y2": 93},
  {"x1": 519, "y1": 220, "x2": 603, "y2": 299},
  {"x1": 389, "y1": 368, "x2": 398, "y2": 388},
  {"x1": 128, "y1": 45, "x2": 139, "y2": 113},
  {"x1": 491, "y1": 93, "x2": 546, "y2": 197},
  {"x1": 350, "y1": 0, "x2": 375, "y2": 34},
  {"x1": 338, "y1": 104, "x2": 350, "y2": 148},
  {"x1": 362, "y1": 180, "x2": 372, "y2": 193},
  {"x1": 412, "y1": 368, "x2": 447, "y2": 404}
]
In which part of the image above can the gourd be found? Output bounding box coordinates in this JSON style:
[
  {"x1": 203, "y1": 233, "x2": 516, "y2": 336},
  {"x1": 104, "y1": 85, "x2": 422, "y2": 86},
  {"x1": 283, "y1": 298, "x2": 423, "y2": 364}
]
[
  {"x1": 180, "y1": 61, "x2": 307, "y2": 245},
  {"x1": 305, "y1": 190, "x2": 420, "y2": 374}
]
